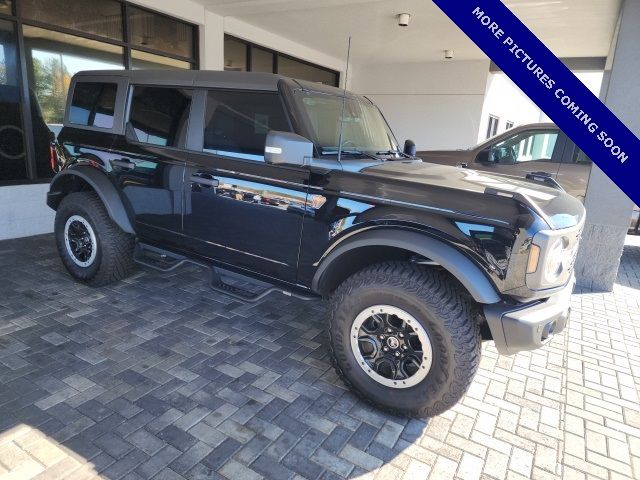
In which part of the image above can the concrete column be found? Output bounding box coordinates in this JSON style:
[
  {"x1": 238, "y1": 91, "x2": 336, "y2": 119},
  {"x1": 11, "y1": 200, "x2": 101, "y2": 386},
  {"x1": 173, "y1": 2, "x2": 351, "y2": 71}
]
[
  {"x1": 201, "y1": 10, "x2": 225, "y2": 71},
  {"x1": 575, "y1": 0, "x2": 637, "y2": 291}
]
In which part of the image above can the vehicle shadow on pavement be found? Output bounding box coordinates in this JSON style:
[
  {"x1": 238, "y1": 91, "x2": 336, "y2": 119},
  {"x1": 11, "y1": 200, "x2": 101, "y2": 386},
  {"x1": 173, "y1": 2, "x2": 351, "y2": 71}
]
[{"x1": 0, "y1": 234, "x2": 427, "y2": 479}]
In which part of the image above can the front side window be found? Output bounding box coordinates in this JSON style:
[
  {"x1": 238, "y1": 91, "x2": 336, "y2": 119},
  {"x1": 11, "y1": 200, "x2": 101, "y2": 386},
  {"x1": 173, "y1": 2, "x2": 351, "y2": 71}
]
[
  {"x1": 129, "y1": 86, "x2": 192, "y2": 147},
  {"x1": 203, "y1": 90, "x2": 290, "y2": 161},
  {"x1": 69, "y1": 82, "x2": 117, "y2": 128},
  {"x1": 294, "y1": 90, "x2": 398, "y2": 156},
  {"x1": 489, "y1": 130, "x2": 559, "y2": 164}
]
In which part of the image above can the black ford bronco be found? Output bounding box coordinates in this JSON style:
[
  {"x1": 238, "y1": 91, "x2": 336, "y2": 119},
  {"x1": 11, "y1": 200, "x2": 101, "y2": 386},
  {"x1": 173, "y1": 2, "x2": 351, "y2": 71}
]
[{"x1": 47, "y1": 70, "x2": 584, "y2": 417}]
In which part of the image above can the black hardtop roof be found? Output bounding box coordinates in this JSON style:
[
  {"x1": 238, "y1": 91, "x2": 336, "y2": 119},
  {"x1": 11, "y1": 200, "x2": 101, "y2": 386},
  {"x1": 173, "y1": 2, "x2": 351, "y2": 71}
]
[{"x1": 73, "y1": 69, "x2": 350, "y2": 96}]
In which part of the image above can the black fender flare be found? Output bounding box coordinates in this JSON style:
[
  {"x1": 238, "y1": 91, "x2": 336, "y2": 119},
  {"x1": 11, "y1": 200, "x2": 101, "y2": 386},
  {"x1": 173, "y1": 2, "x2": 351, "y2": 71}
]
[
  {"x1": 47, "y1": 166, "x2": 135, "y2": 234},
  {"x1": 312, "y1": 229, "x2": 501, "y2": 304}
]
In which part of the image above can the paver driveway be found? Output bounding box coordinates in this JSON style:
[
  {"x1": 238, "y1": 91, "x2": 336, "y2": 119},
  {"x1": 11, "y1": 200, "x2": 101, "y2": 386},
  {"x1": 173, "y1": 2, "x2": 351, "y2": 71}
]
[{"x1": 0, "y1": 234, "x2": 639, "y2": 480}]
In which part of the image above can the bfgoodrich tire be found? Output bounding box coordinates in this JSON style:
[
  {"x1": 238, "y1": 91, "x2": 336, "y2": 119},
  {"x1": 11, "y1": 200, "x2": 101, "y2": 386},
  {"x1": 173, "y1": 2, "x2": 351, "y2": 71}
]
[
  {"x1": 55, "y1": 191, "x2": 135, "y2": 286},
  {"x1": 328, "y1": 262, "x2": 481, "y2": 418}
]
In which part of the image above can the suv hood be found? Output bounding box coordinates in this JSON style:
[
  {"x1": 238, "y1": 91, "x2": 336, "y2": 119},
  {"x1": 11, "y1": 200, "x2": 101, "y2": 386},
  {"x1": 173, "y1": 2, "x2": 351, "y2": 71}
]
[{"x1": 360, "y1": 160, "x2": 585, "y2": 230}]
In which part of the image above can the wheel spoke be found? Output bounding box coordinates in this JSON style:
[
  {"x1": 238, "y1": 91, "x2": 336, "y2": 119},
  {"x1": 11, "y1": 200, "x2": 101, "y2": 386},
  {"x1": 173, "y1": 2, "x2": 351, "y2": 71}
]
[
  {"x1": 351, "y1": 305, "x2": 433, "y2": 388},
  {"x1": 65, "y1": 215, "x2": 97, "y2": 267}
]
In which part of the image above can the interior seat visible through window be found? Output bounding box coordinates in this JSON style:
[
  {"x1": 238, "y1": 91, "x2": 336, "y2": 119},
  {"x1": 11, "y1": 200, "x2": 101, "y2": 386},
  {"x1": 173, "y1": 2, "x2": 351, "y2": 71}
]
[{"x1": 129, "y1": 86, "x2": 192, "y2": 147}]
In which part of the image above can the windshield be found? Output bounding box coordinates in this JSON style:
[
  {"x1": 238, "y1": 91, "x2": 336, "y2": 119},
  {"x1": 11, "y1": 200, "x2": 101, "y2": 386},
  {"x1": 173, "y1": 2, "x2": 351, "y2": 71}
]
[{"x1": 294, "y1": 90, "x2": 399, "y2": 155}]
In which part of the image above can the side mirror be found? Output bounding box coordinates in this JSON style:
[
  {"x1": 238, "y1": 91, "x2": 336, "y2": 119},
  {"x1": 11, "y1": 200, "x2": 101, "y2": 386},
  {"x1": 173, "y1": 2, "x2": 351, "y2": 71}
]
[
  {"x1": 476, "y1": 148, "x2": 491, "y2": 163},
  {"x1": 264, "y1": 131, "x2": 314, "y2": 166},
  {"x1": 404, "y1": 139, "x2": 416, "y2": 157},
  {"x1": 125, "y1": 121, "x2": 139, "y2": 143}
]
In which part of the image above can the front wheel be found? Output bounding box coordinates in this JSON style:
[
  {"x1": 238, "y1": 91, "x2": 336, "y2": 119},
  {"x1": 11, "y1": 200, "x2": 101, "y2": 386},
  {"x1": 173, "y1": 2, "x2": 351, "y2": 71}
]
[{"x1": 328, "y1": 262, "x2": 481, "y2": 418}]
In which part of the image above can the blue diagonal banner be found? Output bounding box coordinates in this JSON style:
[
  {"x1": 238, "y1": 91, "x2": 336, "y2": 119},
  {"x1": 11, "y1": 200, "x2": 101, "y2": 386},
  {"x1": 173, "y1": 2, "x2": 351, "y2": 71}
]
[{"x1": 432, "y1": 0, "x2": 640, "y2": 207}]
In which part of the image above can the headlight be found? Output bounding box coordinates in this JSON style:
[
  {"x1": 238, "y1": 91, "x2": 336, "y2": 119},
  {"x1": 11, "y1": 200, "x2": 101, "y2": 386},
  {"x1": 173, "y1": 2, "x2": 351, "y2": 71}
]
[
  {"x1": 526, "y1": 224, "x2": 582, "y2": 290},
  {"x1": 544, "y1": 237, "x2": 566, "y2": 283}
]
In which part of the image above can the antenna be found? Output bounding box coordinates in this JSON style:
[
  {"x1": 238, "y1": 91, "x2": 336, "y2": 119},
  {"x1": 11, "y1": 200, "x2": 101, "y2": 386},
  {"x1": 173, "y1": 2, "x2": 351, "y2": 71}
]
[{"x1": 336, "y1": 36, "x2": 352, "y2": 167}]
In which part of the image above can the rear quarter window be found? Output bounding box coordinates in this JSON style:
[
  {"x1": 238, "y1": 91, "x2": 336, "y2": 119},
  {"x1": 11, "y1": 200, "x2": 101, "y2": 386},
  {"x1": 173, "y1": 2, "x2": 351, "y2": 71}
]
[{"x1": 69, "y1": 82, "x2": 117, "y2": 128}]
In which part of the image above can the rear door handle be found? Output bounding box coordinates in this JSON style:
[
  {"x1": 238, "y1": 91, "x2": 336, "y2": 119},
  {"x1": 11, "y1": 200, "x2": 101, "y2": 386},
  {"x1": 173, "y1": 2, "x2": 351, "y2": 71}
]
[
  {"x1": 190, "y1": 175, "x2": 219, "y2": 187},
  {"x1": 456, "y1": 162, "x2": 468, "y2": 168},
  {"x1": 111, "y1": 159, "x2": 135, "y2": 170}
]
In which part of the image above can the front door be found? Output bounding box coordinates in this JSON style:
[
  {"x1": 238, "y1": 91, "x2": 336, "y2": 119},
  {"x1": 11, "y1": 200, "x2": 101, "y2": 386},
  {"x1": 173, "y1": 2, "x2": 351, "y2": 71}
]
[
  {"x1": 182, "y1": 88, "x2": 308, "y2": 283},
  {"x1": 109, "y1": 85, "x2": 193, "y2": 246}
]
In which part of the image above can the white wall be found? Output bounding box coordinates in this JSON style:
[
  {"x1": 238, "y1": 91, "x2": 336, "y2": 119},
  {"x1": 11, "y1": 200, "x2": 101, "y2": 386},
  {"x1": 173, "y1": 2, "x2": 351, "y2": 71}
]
[
  {"x1": 0, "y1": 184, "x2": 55, "y2": 240},
  {"x1": 480, "y1": 71, "x2": 605, "y2": 142},
  {"x1": 202, "y1": 10, "x2": 225, "y2": 70},
  {"x1": 351, "y1": 60, "x2": 490, "y2": 150},
  {"x1": 477, "y1": 74, "x2": 542, "y2": 143}
]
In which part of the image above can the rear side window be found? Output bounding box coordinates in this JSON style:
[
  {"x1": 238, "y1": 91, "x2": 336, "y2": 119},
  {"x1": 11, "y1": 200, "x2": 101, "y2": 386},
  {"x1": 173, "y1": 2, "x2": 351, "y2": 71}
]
[
  {"x1": 203, "y1": 90, "x2": 290, "y2": 161},
  {"x1": 129, "y1": 86, "x2": 192, "y2": 147},
  {"x1": 69, "y1": 82, "x2": 117, "y2": 128}
]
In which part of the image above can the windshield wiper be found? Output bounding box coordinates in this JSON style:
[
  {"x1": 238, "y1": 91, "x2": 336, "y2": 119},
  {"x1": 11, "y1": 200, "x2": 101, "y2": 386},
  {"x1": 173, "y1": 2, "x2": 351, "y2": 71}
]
[{"x1": 321, "y1": 149, "x2": 384, "y2": 161}]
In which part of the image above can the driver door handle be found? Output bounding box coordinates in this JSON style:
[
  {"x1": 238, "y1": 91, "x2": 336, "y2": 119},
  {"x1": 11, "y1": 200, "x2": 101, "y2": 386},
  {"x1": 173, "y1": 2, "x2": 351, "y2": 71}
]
[
  {"x1": 456, "y1": 162, "x2": 468, "y2": 168},
  {"x1": 191, "y1": 175, "x2": 219, "y2": 187}
]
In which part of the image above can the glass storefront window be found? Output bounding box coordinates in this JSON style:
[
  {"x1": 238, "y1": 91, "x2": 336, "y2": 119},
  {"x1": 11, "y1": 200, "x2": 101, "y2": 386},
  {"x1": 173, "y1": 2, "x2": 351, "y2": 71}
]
[
  {"x1": 24, "y1": 25, "x2": 124, "y2": 125},
  {"x1": 277, "y1": 55, "x2": 338, "y2": 86},
  {"x1": 251, "y1": 47, "x2": 273, "y2": 73},
  {"x1": 224, "y1": 37, "x2": 246, "y2": 71},
  {"x1": 0, "y1": 19, "x2": 27, "y2": 181},
  {"x1": 0, "y1": 1, "x2": 198, "y2": 183},
  {"x1": 0, "y1": 0, "x2": 12, "y2": 15},
  {"x1": 223, "y1": 36, "x2": 339, "y2": 86},
  {"x1": 128, "y1": 6, "x2": 194, "y2": 59},
  {"x1": 23, "y1": 25, "x2": 123, "y2": 178},
  {"x1": 21, "y1": 0, "x2": 123, "y2": 41},
  {"x1": 131, "y1": 49, "x2": 191, "y2": 70}
]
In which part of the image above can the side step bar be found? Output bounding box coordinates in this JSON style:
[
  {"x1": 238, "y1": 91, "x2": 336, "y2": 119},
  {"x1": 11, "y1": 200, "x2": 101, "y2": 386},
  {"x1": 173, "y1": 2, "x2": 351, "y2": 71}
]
[{"x1": 134, "y1": 243, "x2": 317, "y2": 303}]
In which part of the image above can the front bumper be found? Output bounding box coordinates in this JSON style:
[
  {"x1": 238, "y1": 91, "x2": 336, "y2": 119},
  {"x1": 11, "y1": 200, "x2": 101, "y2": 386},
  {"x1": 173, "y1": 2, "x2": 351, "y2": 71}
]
[{"x1": 484, "y1": 276, "x2": 575, "y2": 355}]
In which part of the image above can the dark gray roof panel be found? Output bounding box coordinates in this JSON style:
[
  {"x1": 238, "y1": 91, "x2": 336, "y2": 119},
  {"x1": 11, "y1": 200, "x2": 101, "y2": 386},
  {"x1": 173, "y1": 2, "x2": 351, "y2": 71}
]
[{"x1": 73, "y1": 69, "x2": 286, "y2": 91}]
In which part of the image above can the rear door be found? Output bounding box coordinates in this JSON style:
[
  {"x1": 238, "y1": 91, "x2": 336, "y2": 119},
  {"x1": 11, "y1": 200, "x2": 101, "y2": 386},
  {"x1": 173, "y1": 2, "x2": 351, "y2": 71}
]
[
  {"x1": 108, "y1": 85, "x2": 194, "y2": 246},
  {"x1": 182, "y1": 88, "x2": 309, "y2": 283}
]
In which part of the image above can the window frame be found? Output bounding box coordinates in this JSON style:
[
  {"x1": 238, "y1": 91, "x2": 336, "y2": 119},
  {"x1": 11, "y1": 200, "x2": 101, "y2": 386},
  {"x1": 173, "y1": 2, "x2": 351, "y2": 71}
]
[
  {"x1": 62, "y1": 75, "x2": 127, "y2": 134},
  {"x1": 64, "y1": 76, "x2": 128, "y2": 134},
  {"x1": 124, "y1": 83, "x2": 197, "y2": 151}
]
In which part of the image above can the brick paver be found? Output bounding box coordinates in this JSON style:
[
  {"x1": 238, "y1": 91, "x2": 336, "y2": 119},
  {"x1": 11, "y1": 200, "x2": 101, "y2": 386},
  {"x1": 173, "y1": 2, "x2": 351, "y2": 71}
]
[{"x1": 0, "y1": 233, "x2": 639, "y2": 479}]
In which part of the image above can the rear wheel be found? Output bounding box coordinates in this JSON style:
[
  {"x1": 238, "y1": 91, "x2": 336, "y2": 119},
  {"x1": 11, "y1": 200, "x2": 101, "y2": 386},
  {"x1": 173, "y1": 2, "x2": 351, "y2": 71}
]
[
  {"x1": 328, "y1": 262, "x2": 481, "y2": 418},
  {"x1": 55, "y1": 191, "x2": 134, "y2": 286}
]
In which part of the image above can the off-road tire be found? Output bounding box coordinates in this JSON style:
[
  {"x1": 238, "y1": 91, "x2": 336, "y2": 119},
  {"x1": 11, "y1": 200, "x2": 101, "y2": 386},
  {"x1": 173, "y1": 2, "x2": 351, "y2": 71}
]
[
  {"x1": 55, "y1": 191, "x2": 135, "y2": 286},
  {"x1": 328, "y1": 262, "x2": 481, "y2": 418}
]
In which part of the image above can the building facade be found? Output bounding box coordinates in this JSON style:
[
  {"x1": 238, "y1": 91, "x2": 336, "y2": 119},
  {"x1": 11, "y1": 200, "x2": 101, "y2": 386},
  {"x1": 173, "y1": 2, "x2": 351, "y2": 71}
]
[{"x1": 0, "y1": 0, "x2": 343, "y2": 239}]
